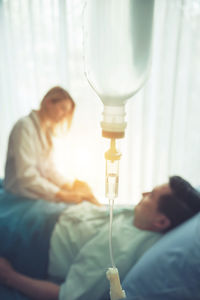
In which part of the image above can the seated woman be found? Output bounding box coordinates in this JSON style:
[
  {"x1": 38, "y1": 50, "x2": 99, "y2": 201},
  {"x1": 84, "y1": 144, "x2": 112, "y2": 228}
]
[{"x1": 4, "y1": 86, "x2": 99, "y2": 205}]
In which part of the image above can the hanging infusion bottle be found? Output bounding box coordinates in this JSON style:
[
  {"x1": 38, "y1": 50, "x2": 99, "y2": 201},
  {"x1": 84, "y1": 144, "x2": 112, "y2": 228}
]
[{"x1": 83, "y1": 0, "x2": 155, "y2": 139}]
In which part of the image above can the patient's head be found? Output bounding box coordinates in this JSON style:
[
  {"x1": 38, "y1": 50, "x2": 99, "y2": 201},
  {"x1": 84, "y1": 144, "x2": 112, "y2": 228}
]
[{"x1": 134, "y1": 176, "x2": 200, "y2": 233}]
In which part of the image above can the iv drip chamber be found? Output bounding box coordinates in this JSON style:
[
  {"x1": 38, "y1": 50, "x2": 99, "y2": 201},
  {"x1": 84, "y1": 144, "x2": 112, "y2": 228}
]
[
  {"x1": 83, "y1": 0, "x2": 155, "y2": 138},
  {"x1": 105, "y1": 139, "x2": 121, "y2": 199}
]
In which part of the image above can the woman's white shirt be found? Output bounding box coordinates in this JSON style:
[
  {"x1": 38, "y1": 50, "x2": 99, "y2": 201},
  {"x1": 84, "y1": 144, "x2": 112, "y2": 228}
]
[{"x1": 4, "y1": 111, "x2": 66, "y2": 201}]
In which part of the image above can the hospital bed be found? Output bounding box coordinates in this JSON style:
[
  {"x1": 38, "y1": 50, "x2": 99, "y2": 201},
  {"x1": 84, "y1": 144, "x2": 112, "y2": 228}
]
[{"x1": 0, "y1": 180, "x2": 199, "y2": 300}]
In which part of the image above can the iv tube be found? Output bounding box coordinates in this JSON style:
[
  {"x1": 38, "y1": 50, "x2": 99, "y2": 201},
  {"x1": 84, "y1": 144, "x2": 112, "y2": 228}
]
[
  {"x1": 105, "y1": 139, "x2": 125, "y2": 299},
  {"x1": 109, "y1": 198, "x2": 115, "y2": 267},
  {"x1": 105, "y1": 139, "x2": 121, "y2": 267}
]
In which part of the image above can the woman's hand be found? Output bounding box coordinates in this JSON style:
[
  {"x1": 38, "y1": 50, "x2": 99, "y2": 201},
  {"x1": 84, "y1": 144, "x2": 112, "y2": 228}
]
[
  {"x1": 61, "y1": 179, "x2": 93, "y2": 193},
  {"x1": 73, "y1": 180, "x2": 92, "y2": 193},
  {"x1": 56, "y1": 186, "x2": 102, "y2": 206},
  {"x1": 73, "y1": 180, "x2": 102, "y2": 206},
  {"x1": 56, "y1": 189, "x2": 83, "y2": 204},
  {"x1": 60, "y1": 182, "x2": 73, "y2": 192},
  {"x1": 0, "y1": 258, "x2": 15, "y2": 286}
]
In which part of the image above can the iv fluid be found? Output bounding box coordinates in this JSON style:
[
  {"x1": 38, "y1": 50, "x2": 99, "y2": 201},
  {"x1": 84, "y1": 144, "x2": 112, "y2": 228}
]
[
  {"x1": 106, "y1": 157, "x2": 119, "y2": 199},
  {"x1": 84, "y1": 0, "x2": 155, "y2": 105},
  {"x1": 106, "y1": 174, "x2": 118, "y2": 200},
  {"x1": 84, "y1": 0, "x2": 155, "y2": 135}
]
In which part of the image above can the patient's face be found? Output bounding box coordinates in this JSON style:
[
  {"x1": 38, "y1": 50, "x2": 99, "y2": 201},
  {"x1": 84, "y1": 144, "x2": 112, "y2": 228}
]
[{"x1": 133, "y1": 183, "x2": 172, "y2": 232}]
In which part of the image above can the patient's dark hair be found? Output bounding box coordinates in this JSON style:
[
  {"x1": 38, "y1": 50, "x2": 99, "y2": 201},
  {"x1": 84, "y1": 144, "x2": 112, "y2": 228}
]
[{"x1": 158, "y1": 176, "x2": 200, "y2": 232}]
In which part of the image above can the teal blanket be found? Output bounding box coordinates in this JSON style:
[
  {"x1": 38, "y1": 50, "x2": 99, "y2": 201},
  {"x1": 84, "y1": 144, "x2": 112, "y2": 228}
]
[
  {"x1": 0, "y1": 180, "x2": 162, "y2": 300},
  {"x1": 54, "y1": 203, "x2": 162, "y2": 300},
  {"x1": 0, "y1": 180, "x2": 67, "y2": 299}
]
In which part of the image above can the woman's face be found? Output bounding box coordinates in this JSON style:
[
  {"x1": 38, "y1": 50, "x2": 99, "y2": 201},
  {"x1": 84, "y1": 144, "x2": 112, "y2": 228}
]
[{"x1": 45, "y1": 99, "x2": 73, "y2": 124}]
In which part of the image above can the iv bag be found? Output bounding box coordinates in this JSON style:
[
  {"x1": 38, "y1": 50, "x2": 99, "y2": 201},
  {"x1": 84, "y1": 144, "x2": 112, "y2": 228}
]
[{"x1": 84, "y1": 0, "x2": 155, "y2": 106}]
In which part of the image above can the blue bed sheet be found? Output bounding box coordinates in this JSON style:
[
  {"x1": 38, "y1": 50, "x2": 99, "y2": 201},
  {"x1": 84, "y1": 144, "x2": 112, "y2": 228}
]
[{"x1": 0, "y1": 180, "x2": 67, "y2": 299}]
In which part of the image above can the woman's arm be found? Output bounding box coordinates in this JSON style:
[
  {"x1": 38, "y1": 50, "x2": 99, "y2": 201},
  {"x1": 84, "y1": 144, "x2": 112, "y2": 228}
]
[
  {"x1": 5, "y1": 123, "x2": 61, "y2": 201},
  {"x1": 58, "y1": 180, "x2": 102, "y2": 206},
  {"x1": 0, "y1": 258, "x2": 59, "y2": 300}
]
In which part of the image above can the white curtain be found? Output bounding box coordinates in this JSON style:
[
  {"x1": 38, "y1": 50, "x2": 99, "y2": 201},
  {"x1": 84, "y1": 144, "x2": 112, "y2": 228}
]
[{"x1": 0, "y1": 0, "x2": 200, "y2": 204}]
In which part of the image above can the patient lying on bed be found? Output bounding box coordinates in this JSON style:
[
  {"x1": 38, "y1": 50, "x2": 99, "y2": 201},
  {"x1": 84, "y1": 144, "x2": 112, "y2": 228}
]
[{"x1": 0, "y1": 176, "x2": 200, "y2": 300}]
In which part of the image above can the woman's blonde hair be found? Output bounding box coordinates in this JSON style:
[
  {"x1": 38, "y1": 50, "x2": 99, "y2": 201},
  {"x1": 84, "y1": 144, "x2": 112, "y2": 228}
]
[
  {"x1": 41, "y1": 86, "x2": 75, "y2": 130},
  {"x1": 40, "y1": 86, "x2": 75, "y2": 148}
]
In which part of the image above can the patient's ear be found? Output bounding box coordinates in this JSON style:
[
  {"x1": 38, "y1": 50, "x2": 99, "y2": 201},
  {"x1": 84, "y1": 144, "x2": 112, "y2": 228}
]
[{"x1": 154, "y1": 215, "x2": 171, "y2": 232}]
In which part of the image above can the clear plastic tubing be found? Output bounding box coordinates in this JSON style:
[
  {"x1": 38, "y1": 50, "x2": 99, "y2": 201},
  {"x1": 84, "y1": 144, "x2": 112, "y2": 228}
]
[{"x1": 109, "y1": 197, "x2": 115, "y2": 268}]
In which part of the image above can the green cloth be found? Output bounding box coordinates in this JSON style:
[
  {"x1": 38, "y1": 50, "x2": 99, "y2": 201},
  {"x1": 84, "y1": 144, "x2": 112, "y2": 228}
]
[{"x1": 49, "y1": 202, "x2": 161, "y2": 300}]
